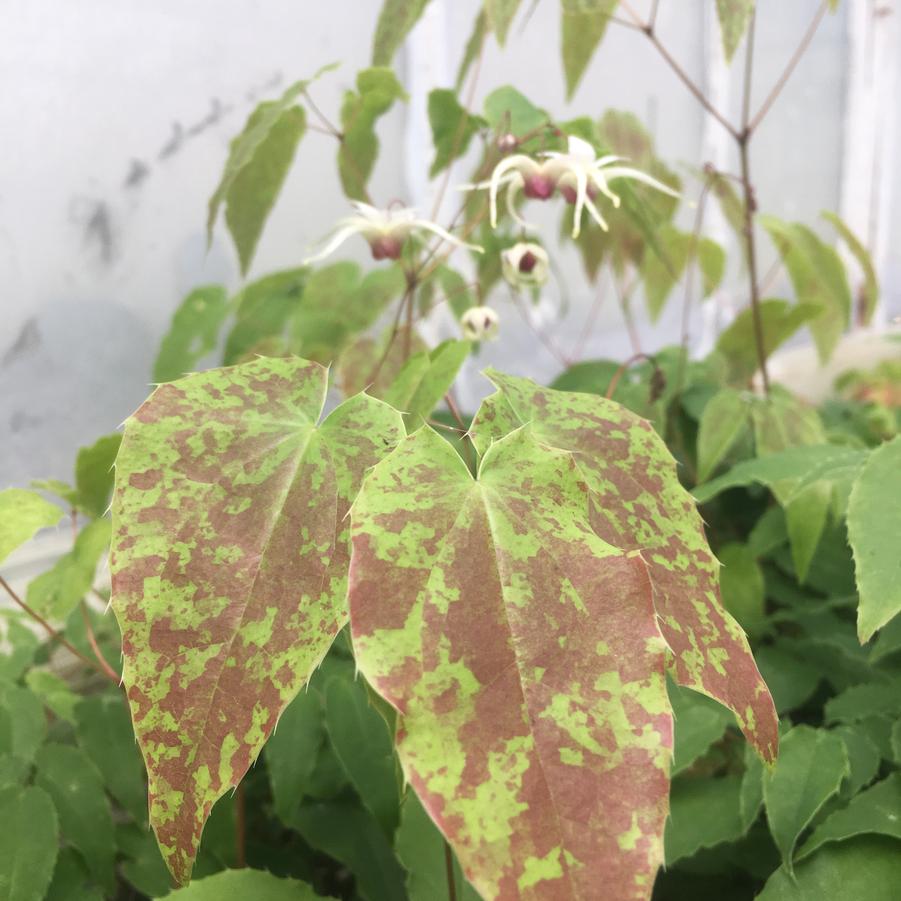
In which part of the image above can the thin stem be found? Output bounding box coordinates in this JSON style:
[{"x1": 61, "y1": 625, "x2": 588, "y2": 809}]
[
  {"x1": 605, "y1": 353, "x2": 658, "y2": 400},
  {"x1": 617, "y1": 1, "x2": 739, "y2": 140},
  {"x1": 512, "y1": 295, "x2": 571, "y2": 367},
  {"x1": 445, "y1": 391, "x2": 478, "y2": 474},
  {"x1": 302, "y1": 89, "x2": 341, "y2": 138},
  {"x1": 613, "y1": 274, "x2": 642, "y2": 355},
  {"x1": 444, "y1": 839, "x2": 458, "y2": 901},
  {"x1": 402, "y1": 280, "x2": 416, "y2": 362},
  {"x1": 570, "y1": 276, "x2": 607, "y2": 361},
  {"x1": 648, "y1": 0, "x2": 660, "y2": 31},
  {"x1": 748, "y1": 1, "x2": 829, "y2": 134},
  {"x1": 80, "y1": 601, "x2": 122, "y2": 684},
  {"x1": 368, "y1": 281, "x2": 415, "y2": 386},
  {"x1": 0, "y1": 574, "x2": 119, "y2": 685},
  {"x1": 738, "y1": 10, "x2": 770, "y2": 394}
]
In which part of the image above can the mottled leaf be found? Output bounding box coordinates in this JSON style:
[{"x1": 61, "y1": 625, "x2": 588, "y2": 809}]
[
  {"x1": 716, "y1": 0, "x2": 755, "y2": 62},
  {"x1": 823, "y1": 211, "x2": 879, "y2": 325},
  {"x1": 714, "y1": 299, "x2": 820, "y2": 384},
  {"x1": 160, "y1": 867, "x2": 327, "y2": 900},
  {"x1": 75, "y1": 694, "x2": 148, "y2": 825},
  {"x1": 154, "y1": 286, "x2": 231, "y2": 383},
  {"x1": 0, "y1": 785, "x2": 58, "y2": 901},
  {"x1": 763, "y1": 725, "x2": 848, "y2": 873},
  {"x1": 0, "y1": 489, "x2": 63, "y2": 564},
  {"x1": 847, "y1": 434, "x2": 901, "y2": 642},
  {"x1": 350, "y1": 426, "x2": 673, "y2": 900},
  {"x1": 760, "y1": 216, "x2": 851, "y2": 363},
  {"x1": 325, "y1": 677, "x2": 400, "y2": 836},
  {"x1": 757, "y1": 835, "x2": 901, "y2": 901},
  {"x1": 561, "y1": 0, "x2": 618, "y2": 99},
  {"x1": 26, "y1": 518, "x2": 110, "y2": 620},
  {"x1": 471, "y1": 372, "x2": 778, "y2": 764},
  {"x1": 373, "y1": 0, "x2": 432, "y2": 65},
  {"x1": 696, "y1": 388, "x2": 751, "y2": 482},
  {"x1": 35, "y1": 743, "x2": 115, "y2": 892},
  {"x1": 428, "y1": 89, "x2": 484, "y2": 176},
  {"x1": 485, "y1": 0, "x2": 522, "y2": 44},
  {"x1": 664, "y1": 775, "x2": 745, "y2": 865},
  {"x1": 339, "y1": 68, "x2": 406, "y2": 201},
  {"x1": 396, "y1": 790, "x2": 481, "y2": 901},
  {"x1": 109, "y1": 356, "x2": 404, "y2": 882},
  {"x1": 292, "y1": 800, "x2": 407, "y2": 901},
  {"x1": 798, "y1": 773, "x2": 901, "y2": 860},
  {"x1": 116, "y1": 823, "x2": 172, "y2": 898}
]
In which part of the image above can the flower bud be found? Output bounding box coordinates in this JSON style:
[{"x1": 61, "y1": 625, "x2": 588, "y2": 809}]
[
  {"x1": 369, "y1": 234, "x2": 404, "y2": 260},
  {"x1": 501, "y1": 242, "x2": 550, "y2": 289},
  {"x1": 496, "y1": 133, "x2": 519, "y2": 154},
  {"x1": 460, "y1": 306, "x2": 500, "y2": 341}
]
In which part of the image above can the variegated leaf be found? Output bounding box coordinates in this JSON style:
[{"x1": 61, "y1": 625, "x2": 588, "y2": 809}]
[
  {"x1": 349, "y1": 426, "x2": 672, "y2": 901},
  {"x1": 110, "y1": 356, "x2": 404, "y2": 884},
  {"x1": 470, "y1": 372, "x2": 778, "y2": 765}
]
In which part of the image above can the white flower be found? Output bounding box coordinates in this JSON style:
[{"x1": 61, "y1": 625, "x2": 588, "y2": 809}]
[
  {"x1": 501, "y1": 242, "x2": 550, "y2": 289},
  {"x1": 465, "y1": 135, "x2": 680, "y2": 238},
  {"x1": 460, "y1": 306, "x2": 500, "y2": 341},
  {"x1": 303, "y1": 201, "x2": 484, "y2": 264}
]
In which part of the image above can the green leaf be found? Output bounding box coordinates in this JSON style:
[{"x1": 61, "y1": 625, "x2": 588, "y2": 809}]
[
  {"x1": 715, "y1": 0, "x2": 755, "y2": 62},
  {"x1": 485, "y1": 0, "x2": 522, "y2": 44},
  {"x1": 0, "y1": 616, "x2": 40, "y2": 683},
  {"x1": 372, "y1": 0, "x2": 432, "y2": 65},
  {"x1": 669, "y1": 684, "x2": 735, "y2": 775},
  {"x1": 639, "y1": 224, "x2": 691, "y2": 321},
  {"x1": 825, "y1": 682, "x2": 901, "y2": 725},
  {"x1": 0, "y1": 489, "x2": 63, "y2": 564},
  {"x1": 763, "y1": 725, "x2": 849, "y2": 873},
  {"x1": 153, "y1": 286, "x2": 231, "y2": 383},
  {"x1": 740, "y1": 741, "x2": 765, "y2": 831},
  {"x1": 696, "y1": 388, "x2": 751, "y2": 482},
  {"x1": 350, "y1": 425, "x2": 674, "y2": 898},
  {"x1": 75, "y1": 433, "x2": 123, "y2": 519},
  {"x1": 757, "y1": 835, "x2": 901, "y2": 900},
  {"x1": 44, "y1": 847, "x2": 103, "y2": 901},
  {"x1": 35, "y1": 743, "x2": 115, "y2": 892},
  {"x1": 26, "y1": 518, "x2": 111, "y2": 620},
  {"x1": 222, "y1": 268, "x2": 307, "y2": 364},
  {"x1": 292, "y1": 800, "x2": 406, "y2": 901},
  {"x1": 336, "y1": 328, "x2": 427, "y2": 401},
  {"x1": 116, "y1": 823, "x2": 172, "y2": 898},
  {"x1": 759, "y1": 216, "x2": 852, "y2": 362},
  {"x1": 834, "y1": 724, "x2": 881, "y2": 798},
  {"x1": 0, "y1": 683, "x2": 47, "y2": 764},
  {"x1": 293, "y1": 263, "x2": 406, "y2": 364},
  {"x1": 561, "y1": 0, "x2": 618, "y2": 99},
  {"x1": 0, "y1": 754, "x2": 29, "y2": 790},
  {"x1": 455, "y1": 10, "x2": 488, "y2": 91},
  {"x1": 694, "y1": 444, "x2": 866, "y2": 504},
  {"x1": 871, "y1": 615, "x2": 901, "y2": 662},
  {"x1": 396, "y1": 790, "x2": 481, "y2": 901},
  {"x1": 325, "y1": 677, "x2": 400, "y2": 836},
  {"x1": 665, "y1": 775, "x2": 745, "y2": 864},
  {"x1": 847, "y1": 434, "x2": 901, "y2": 641},
  {"x1": 339, "y1": 68, "x2": 406, "y2": 201},
  {"x1": 428, "y1": 89, "x2": 483, "y2": 176},
  {"x1": 470, "y1": 372, "x2": 778, "y2": 762},
  {"x1": 0, "y1": 785, "x2": 59, "y2": 901},
  {"x1": 752, "y1": 393, "x2": 832, "y2": 581},
  {"x1": 483, "y1": 85, "x2": 547, "y2": 135},
  {"x1": 718, "y1": 542, "x2": 766, "y2": 639},
  {"x1": 75, "y1": 694, "x2": 148, "y2": 825},
  {"x1": 823, "y1": 210, "x2": 879, "y2": 325},
  {"x1": 387, "y1": 339, "x2": 471, "y2": 425},
  {"x1": 698, "y1": 236, "x2": 727, "y2": 297},
  {"x1": 713, "y1": 299, "x2": 820, "y2": 384},
  {"x1": 109, "y1": 356, "x2": 405, "y2": 883},
  {"x1": 24, "y1": 670, "x2": 78, "y2": 724},
  {"x1": 206, "y1": 70, "x2": 336, "y2": 274},
  {"x1": 160, "y1": 867, "x2": 327, "y2": 900},
  {"x1": 754, "y1": 643, "x2": 821, "y2": 714},
  {"x1": 264, "y1": 687, "x2": 324, "y2": 823},
  {"x1": 797, "y1": 773, "x2": 901, "y2": 860}
]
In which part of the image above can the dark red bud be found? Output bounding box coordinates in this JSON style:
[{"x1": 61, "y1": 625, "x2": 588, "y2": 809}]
[
  {"x1": 370, "y1": 235, "x2": 404, "y2": 260},
  {"x1": 523, "y1": 174, "x2": 555, "y2": 200},
  {"x1": 518, "y1": 251, "x2": 538, "y2": 273}
]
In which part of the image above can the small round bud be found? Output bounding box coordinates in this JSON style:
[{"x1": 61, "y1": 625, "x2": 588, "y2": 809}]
[
  {"x1": 501, "y1": 242, "x2": 550, "y2": 289},
  {"x1": 496, "y1": 133, "x2": 519, "y2": 154},
  {"x1": 369, "y1": 234, "x2": 404, "y2": 260},
  {"x1": 460, "y1": 306, "x2": 500, "y2": 341},
  {"x1": 522, "y1": 173, "x2": 555, "y2": 200}
]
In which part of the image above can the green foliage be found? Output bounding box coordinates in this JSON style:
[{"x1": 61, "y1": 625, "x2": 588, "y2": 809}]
[
  {"x1": 823, "y1": 211, "x2": 879, "y2": 326},
  {"x1": 372, "y1": 0, "x2": 432, "y2": 65},
  {"x1": 716, "y1": 0, "x2": 756, "y2": 62},
  {"x1": 560, "y1": 0, "x2": 618, "y2": 99},
  {"x1": 428, "y1": 89, "x2": 484, "y2": 176},
  {"x1": 696, "y1": 387, "x2": 751, "y2": 481},
  {"x1": 0, "y1": 785, "x2": 59, "y2": 901},
  {"x1": 338, "y1": 68, "x2": 406, "y2": 200},
  {"x1": 484, "y1": 0, "x2": 522, "y2": 45},
  {"x1": 0, "y1": 489, "x2": 63, "y2": 564},
  {"x1": 160, "y1": 867, "x2": 329, "y2": 900},
  {"x1": 153, "y1": 286, "x2": 231, "y2": 383}
]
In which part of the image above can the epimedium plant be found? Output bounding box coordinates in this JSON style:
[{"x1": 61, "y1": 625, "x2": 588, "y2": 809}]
[{"x1": 3, "y1": 1, "x2": 901, "y2": 900}]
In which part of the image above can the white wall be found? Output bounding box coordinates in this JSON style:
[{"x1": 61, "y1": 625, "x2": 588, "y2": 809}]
[{"x1": 1, "y1": 0, "x2": 897, "y2": 488}]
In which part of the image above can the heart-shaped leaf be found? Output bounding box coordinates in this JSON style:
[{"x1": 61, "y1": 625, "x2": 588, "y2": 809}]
[{"x1": 110, "y1": 356, "x2": 404, "y2": 883}]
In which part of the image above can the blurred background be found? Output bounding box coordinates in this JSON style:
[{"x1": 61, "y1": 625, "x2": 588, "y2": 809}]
[{"x1": 2, "y1": 0, "x2": 898, "y2": 489}]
